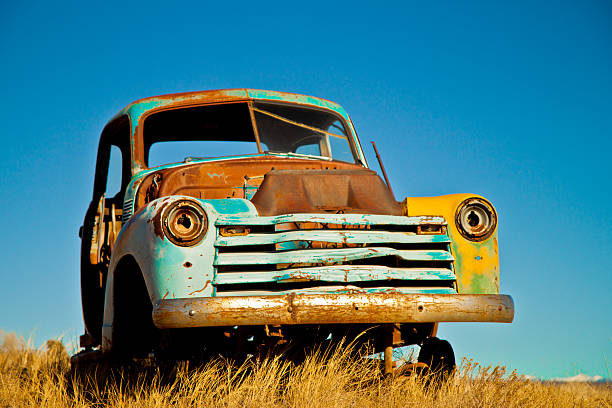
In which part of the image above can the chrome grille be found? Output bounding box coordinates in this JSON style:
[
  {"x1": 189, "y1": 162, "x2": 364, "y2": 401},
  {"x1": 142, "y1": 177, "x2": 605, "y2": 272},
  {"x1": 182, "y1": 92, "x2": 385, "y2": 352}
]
[{"x1": 213, "y1": 214, "x2": 456, "y2": 296}]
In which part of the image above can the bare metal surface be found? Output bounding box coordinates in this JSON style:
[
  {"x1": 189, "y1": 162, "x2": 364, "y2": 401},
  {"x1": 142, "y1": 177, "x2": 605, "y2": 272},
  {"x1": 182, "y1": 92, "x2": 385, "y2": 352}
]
[{"x1": 152, "y1": 293, "x2": 514, "y2": 328}]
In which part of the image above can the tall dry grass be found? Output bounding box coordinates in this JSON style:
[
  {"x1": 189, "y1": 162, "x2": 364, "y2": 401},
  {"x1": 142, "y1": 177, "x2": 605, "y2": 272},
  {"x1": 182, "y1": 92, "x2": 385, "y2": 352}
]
[{"x1": 0, "y1": 331, "x2": 610, "y2": 408}]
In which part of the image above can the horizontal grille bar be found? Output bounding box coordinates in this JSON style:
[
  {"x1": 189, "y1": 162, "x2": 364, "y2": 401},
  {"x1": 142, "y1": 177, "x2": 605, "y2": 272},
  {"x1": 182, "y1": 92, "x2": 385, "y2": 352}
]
[
  {"x1": 214, "y1": 286, "x2": 458, "y2": 297},
  {"x1": 216, "y1": 214, "x2": 446, "y2": 227},
  {"x1": 213, "y1": 266, "x2": 456, "y2": 285},
  {"x1": 215, "y1": 230, "x2": 450, "y2": 247},
  {"x1": 214, "y1": 247, "x2": 454, "y2": 266}
]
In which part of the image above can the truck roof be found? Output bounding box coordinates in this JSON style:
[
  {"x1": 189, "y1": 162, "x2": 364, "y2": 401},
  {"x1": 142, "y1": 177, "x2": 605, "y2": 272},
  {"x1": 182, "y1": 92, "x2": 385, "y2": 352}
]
[{"x1": 111, "y1": 89, "x2": 353, "y2": 133}]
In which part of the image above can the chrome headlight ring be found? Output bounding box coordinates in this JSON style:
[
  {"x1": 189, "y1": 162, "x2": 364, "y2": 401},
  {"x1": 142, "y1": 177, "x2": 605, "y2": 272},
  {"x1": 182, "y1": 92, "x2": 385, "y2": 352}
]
[
  {"x1": 161, "y1": 199, "x2": 208, "y2": 247},
  {"x1": 455, "y1": 197, "x2": 497, "y2": 241}
]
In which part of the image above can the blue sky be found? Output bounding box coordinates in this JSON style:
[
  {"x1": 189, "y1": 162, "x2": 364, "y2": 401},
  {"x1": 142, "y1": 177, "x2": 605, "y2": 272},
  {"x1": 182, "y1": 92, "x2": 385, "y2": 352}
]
[{"x1": 1, "y1": 0, "x2": 610, "y2": 379}]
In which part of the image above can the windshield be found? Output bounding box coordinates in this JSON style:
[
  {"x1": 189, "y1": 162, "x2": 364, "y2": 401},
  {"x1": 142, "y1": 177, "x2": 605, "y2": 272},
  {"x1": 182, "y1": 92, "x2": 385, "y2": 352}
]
[
  {"x1": 253, "y1": 102, "x2": 356, "y2": 163},
  {"x1": 142, "y1": 101, "x2": 357, "y2": 167}
]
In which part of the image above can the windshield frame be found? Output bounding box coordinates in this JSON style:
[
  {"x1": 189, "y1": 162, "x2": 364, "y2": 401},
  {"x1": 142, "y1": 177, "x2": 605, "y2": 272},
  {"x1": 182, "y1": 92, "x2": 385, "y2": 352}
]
[{"x1": 134, "y1": 99, "x2": 366, "y2": 171}]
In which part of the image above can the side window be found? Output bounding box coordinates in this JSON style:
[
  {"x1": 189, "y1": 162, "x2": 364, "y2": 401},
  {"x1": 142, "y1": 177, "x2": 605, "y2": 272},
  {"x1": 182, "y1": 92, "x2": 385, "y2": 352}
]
[
  {"x1": 106, "y1": 145, "x2": 123, "y2": 198},
  {"x1": 93, "y1": 115, "x2": 131, "y2": 200}
]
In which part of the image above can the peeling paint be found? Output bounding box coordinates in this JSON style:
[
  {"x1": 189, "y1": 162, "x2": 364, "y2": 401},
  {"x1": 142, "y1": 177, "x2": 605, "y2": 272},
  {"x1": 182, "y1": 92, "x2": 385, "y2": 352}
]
[
  {"x1": 213, "y1": 266, "x2": 456, "y2": 285},
  {"x1": 215, "y1": 247, "x2": 454, "y2": 266}
]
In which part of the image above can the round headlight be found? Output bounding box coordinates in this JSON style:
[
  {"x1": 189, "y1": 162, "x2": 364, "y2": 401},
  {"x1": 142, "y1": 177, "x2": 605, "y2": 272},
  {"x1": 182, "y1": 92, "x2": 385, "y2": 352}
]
[
  {"x1": 455, "y1": 198, "x2": 497, "y2": 241},
  {"x1": 162, "y1": 200, "x2": 208, "y2": 246}
]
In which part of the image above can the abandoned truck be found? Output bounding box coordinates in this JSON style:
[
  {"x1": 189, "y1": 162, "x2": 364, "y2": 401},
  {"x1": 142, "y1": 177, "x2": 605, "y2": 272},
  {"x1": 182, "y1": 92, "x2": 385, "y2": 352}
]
[{"x1": 77, "y1": 89, "x2": 514, "y2": 373}]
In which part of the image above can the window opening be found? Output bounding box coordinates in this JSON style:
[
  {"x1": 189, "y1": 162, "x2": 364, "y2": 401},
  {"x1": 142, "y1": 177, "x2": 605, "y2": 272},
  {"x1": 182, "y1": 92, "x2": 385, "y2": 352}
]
[{"x1": 106, "y1": 145, "x2": 123, "y2": 197}]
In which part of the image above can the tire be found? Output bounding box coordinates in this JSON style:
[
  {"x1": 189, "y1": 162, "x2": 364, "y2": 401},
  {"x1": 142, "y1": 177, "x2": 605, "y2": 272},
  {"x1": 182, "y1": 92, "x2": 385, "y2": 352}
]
[
  {"x1": 417, "y1": 337, "x2": 456, "y2": 381},
  {"x1": 112, "y1": 258, "x2": 158, "y2": 359}
]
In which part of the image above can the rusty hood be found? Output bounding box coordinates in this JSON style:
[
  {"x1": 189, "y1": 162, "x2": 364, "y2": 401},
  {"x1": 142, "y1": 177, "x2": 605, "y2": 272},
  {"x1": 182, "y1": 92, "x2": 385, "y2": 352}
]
[{"x1": 250, "y1": 169, "x2": 402, "y2": 216}]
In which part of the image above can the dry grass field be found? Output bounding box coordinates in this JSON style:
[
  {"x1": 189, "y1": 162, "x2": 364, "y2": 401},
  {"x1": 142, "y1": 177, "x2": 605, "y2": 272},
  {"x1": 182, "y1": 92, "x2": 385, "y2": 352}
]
[{"x1": 1, "y1": 331, "x2": 610, "y2": 408}]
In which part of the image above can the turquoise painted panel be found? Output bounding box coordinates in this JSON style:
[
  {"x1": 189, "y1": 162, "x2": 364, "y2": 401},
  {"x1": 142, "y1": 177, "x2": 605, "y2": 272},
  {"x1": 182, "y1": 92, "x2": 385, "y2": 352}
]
[
  {"x1": 276, "y1": 240, "x2": 305, "y2": 251},
  {"x1": 215, "y1": 230, "x2": 450, "y2": 247},
  {"x1": 117, "y1": 196, "x2": 257, "y2": 302},
  {"x1": 215, "y1": 247, "x2": 453, "y2": 266},
  {"x1": 216, "y1": 213, "x2": 446, "y2": 227},
  {"x1": 112, "y1": 199, "x2": 215, "y2": 301},
  {"x1": 126, "y1": 100, "x2": 165, "y2": 136},
  {"x1": 201, "y1": 198, "x2": 256, "y2": 216},
  {"x1": 149, "y1": 201, "x2": 219, "y2": 300},
  {"x1": 213, "y1": 266, "x2": 456, "y2": 285}
]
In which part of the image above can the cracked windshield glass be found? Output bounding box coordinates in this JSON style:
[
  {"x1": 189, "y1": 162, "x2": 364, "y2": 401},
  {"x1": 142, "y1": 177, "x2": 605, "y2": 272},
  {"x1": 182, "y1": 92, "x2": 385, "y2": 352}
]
[
  {"x1": 253, "y1": 102, "x2": 356, "y2": 163},
  {"x1": 145, "y1": 102, "x2": 356, "y2": 167}
]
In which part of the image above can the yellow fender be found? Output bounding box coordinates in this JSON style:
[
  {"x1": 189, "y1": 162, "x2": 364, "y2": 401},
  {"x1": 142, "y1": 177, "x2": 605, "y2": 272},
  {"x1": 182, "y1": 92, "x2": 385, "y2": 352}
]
[{"x1": 402, "y1": 194, "x2": 500, "y2": 294}]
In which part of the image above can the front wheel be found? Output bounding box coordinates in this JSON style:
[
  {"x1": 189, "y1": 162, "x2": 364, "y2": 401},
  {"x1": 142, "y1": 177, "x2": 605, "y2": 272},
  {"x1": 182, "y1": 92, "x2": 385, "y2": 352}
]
[{"x1": 417, "y1": 337, "x2": 456, "y2": 380}]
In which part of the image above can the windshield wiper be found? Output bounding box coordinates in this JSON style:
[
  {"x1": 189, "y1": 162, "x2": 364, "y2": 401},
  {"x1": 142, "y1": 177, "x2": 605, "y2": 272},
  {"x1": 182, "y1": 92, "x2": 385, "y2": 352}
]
[{"x1": 252, "y1": 107, "x2": 347, "y2": 140}]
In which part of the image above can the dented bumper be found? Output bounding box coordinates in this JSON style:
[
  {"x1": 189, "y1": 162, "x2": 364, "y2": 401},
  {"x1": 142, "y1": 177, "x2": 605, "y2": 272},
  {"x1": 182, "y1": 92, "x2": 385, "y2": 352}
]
[{"x1": 152, "y1": 293, "x2": 514, "y2": 328}]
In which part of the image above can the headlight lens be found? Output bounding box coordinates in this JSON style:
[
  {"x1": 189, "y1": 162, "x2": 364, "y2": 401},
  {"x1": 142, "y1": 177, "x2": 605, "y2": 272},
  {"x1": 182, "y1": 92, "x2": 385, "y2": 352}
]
[
  {"x1": 162, "y1": 200, "x2": 208, "y2": 246},
  {"x1": 455, "y1": 198, "x2": 497, "y2": 241}
]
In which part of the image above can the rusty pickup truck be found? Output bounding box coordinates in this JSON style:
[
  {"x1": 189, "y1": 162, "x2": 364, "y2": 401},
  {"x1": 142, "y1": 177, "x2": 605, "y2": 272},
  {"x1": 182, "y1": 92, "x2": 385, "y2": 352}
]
[{"x1": 76, "y1": 89, "x2": 513, "y2": 373}]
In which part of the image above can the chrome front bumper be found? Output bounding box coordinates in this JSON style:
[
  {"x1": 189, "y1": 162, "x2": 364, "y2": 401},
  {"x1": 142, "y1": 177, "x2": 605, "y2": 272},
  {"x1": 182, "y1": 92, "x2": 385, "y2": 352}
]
[{"x1": 152, "y1": 293, "x2": 514, "y2": 328}]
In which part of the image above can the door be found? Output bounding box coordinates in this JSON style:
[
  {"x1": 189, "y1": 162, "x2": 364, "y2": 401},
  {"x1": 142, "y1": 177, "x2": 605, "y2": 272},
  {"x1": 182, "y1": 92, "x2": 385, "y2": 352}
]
[{"x1": 80, "y1": 115, "x2": 130, "y2": 346}]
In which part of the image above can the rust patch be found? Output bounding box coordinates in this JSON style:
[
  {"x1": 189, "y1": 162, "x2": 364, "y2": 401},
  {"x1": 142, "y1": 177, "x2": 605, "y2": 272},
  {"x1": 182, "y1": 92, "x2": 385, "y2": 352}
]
[
  {"x1": 184, "y1": 261, "x2": 192, "y2": 268},
  {"x1": 162, "y1": 290, "x2": 169, "y2": 300},
  {"x1": 150, "y1": 201, "x2": 168, "y2": 240},
  {"x1": 134, "y1": 157, "x2": 364, "y2": 213},
  {"x1": 275, "y1": 271, "x2": 314, "y2": 283},
  {"x1": 286, "y1": 292, "x2": 298, "y2": 323},
  {"x1": 187, "y1": 280, "x2": 210, "y2": 296},
  {"x1": 145, "y1": 173, "x2": 163, "y2": 204},
  {"x1": 251, "y1": 169, "x2": 401, "y2": 216}
]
